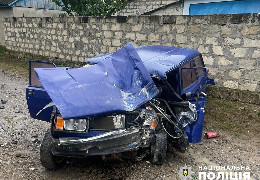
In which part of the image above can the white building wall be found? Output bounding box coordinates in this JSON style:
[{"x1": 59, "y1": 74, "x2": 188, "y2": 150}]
[
  {"x1": 12, "y1": 7, "x2": 64, "y2": 17},
  {"x1": 150, "y1": 3, "x2": 183, "y2": 15}
]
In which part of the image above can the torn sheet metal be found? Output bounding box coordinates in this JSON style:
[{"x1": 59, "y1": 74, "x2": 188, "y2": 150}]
[{"x1": 35, "y1": 43, "x2": 159, "y2": 119}]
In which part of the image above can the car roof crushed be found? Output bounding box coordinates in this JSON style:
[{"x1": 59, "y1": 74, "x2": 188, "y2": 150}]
[{"x1": 87, "y1": 45, "x2": 199, "y2": 78}]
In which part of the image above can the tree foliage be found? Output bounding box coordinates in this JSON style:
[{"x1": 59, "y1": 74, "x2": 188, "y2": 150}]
[{"x1": 52, "y1": 0, "x2": 128, "y2": 16}]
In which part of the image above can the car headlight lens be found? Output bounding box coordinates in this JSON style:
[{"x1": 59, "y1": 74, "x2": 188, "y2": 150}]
[{"x1": 64, "y1": 119, "x2": 88, "y2": 132}]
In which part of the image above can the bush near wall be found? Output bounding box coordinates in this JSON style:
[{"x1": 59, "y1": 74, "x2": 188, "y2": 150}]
[{"x1": 3, "y1": 14, "x2": 260, "y2": 92}]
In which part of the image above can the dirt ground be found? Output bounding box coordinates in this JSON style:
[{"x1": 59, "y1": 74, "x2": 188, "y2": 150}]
[{"x1": 0, "y1": 57, "x2": 260, "y2": 179}]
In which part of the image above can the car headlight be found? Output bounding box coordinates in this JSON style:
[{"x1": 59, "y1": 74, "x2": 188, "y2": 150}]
[{"x1": 63, "y1": 119, "x2": 88, "y2": 132}]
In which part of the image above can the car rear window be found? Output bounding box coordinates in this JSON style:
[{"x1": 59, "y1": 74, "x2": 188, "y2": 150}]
[
  {"x1": 196, "y1": 68, "x2": 206, "y2": 77},
  {"x1": 182, "y1": 59, "x2": 195, "y2": 68},
  {"x1": 181, "y1": 68, "x2": 197, "y2": 90},
  {"x1": 194, "y1": 54, "x2": 205, "y2": 67},
  {"x1": 181, "y1": 54, "x2": 206, "y2": 90},
  {"x1": 194, "y1": 54, "x2": 206, "y2": 77}
]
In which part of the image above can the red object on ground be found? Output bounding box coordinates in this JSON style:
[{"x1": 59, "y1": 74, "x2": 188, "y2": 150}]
[{"x1": 205, "y1": 132, "x2": 219, "y2": 139}]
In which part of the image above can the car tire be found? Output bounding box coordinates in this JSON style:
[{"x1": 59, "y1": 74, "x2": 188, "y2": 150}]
[
  {"x1": 40, "y1": 130, "x2": 64, "y2": 170},
  {"x1": 151, "y1": 131, "x2": 167, "y2": 165}
]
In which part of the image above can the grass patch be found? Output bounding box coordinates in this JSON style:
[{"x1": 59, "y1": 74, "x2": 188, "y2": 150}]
[
  {"x1": 0, "y1": 45, "x2": 6, "y2": 56},
  {"x1": 0, "y1": 47, "x2": 83, "y2": 78},
  {"x1": 205, "y1": 96, "x2": 260, "y2": 138},
  {"x1": 0, "y1": 51, "x2": 29, "y2": 77}
]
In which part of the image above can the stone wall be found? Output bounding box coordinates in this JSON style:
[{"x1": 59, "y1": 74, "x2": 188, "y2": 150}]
[
  {"x1": 0, "y1": 7, "x2": 63, "y2": 45},
  {"x1": 4, "y1": 14, "x2": 260, "y2": 92},
  {"x1": 0, "y1": 8, "x2": 14, "y2": 45}
]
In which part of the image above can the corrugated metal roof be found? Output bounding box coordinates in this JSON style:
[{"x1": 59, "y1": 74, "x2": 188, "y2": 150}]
[
  {"x1": 0, "y1": 0, "x2": 16, "y2": 6},
  {"x1": 0, "y1": 0, "x2": 61, "y2": 10}
]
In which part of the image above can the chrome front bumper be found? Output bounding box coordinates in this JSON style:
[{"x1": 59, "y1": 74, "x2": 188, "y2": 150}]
[{"x1": 52, "y1": 128, "x2": 144, "y2": 156}]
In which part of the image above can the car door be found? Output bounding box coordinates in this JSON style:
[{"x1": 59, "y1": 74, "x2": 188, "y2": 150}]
[
  {"x1": 26, "y1": 61, "x2": 55, "y2": 122},
  {"x1": 180, "y1": 55, "x2": 209, "y2": 143}
]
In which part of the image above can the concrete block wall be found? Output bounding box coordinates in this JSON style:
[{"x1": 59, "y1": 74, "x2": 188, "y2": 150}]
[
  {"x1": 0, "y1": 8, "x2": 14, "y2": 45},
  {"x1": 0, "y1": 7, "x2": 63, "y2": 45},
  {"x1": 4, "y1": 14, "x2": 260, "y2": 92}
]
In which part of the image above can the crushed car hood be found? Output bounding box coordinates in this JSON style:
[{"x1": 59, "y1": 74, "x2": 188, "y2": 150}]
[
  {"x1": 87, "y1": 45, "x2": 199, "y2": 78},
  {"x1": 35, "y1": 43, "x2": 159, "y2": 119}
]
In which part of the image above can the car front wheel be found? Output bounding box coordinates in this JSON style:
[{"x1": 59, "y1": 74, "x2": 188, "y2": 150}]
[
  {"x1": 40, "y1": 130, "x2": 64, "y2": 170},
  {"x1": 151, "y1": 131, "x2": 167, "y2": 165}
]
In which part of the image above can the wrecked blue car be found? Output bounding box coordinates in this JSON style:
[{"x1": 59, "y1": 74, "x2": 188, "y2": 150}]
[{"x1": 26, "y1": 43, "x2": 214, "y2": 170}]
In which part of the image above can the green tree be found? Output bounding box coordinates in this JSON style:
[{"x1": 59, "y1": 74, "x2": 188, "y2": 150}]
[{"x1": 53, "y1": 0, "x2": 128, "y2": 16}]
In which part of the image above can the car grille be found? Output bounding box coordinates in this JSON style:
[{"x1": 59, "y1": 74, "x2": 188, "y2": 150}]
[{"x1": 90, "y1": 112, "x2": 139, "y2": 130}]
